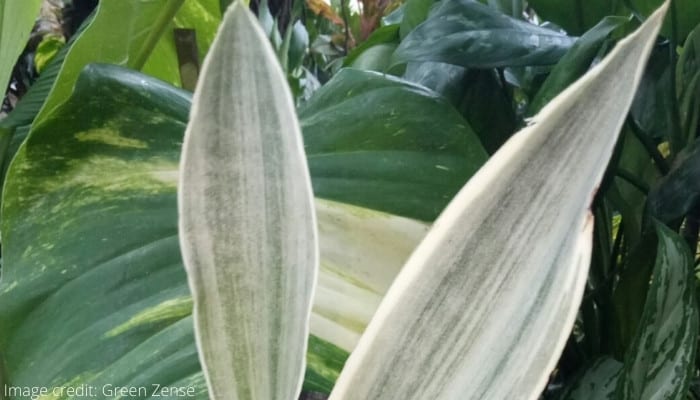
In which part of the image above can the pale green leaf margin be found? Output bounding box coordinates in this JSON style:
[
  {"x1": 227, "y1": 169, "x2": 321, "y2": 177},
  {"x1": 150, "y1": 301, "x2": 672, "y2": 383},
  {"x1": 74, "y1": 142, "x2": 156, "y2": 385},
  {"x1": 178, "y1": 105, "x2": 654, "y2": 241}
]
[
  {"x1": 0, "y1": 0, "x2": 42, "y2": 103},
  {"x1": 178, "y1": 2, "x2": 317, "y2": 400},
  {"x1": 328, "y1": 3, "x2": 668, "y2": 400}
]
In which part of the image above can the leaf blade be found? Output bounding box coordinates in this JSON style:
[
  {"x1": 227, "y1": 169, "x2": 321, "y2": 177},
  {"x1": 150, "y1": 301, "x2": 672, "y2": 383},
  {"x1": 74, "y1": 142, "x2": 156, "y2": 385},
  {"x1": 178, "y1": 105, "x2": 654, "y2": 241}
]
[
  {"x1": 329, "y1": 3, "x2": 668, "y2": 400},
  {"x1": 178, "y1": 2, "x2": 317, "y2": 400}
]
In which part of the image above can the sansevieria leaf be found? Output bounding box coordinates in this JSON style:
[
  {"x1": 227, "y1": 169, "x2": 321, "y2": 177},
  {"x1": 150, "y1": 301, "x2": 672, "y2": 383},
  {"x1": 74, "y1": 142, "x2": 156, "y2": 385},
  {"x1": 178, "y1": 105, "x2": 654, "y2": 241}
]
[
  {"x1": 179, "y1": 2, "x2": 317, "y2": 400},
  {"x1": 329, "y1": 3, "x2": 668, "y2": 400}
]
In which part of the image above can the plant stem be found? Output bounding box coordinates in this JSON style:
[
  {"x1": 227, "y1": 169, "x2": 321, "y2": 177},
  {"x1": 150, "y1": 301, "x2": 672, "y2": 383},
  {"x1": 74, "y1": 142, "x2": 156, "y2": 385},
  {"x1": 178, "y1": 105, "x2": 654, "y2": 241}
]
[
  {"x1": 132, "y1": 0, "x2": 186, "y2": 70},
  {"x1": 626, "y1": 117, "x2": 670, "y2": 175}
]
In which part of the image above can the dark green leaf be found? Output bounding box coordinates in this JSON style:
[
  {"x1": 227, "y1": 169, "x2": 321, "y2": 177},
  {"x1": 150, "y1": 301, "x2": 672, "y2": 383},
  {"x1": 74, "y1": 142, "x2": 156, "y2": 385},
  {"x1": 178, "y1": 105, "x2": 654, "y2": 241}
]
[
  {"x1": 530, "y1": 16, "x2": 628, "y2": 114},
  {"x1": 298, "y1": 68, "x2": 488, "y2": 220},
  {"x1": 0, "y1": 63, "x2": 484, "y2": 397},
  {"x1": 528, "y1": 0, "x2": 628, "y2": 36},
  {"x1": 399, "y1": 0, "x2": 435, "y2": 39},
  {"x1": 458, "y1": 69, "x2": 517, "y2": 153},
  {"x1": 648, "y1": 138, "x2": 700, "y2": 222},
  {"x1": 560, "y1": 357, "x2": 622, "y2": 400},
  {"x1": 344, "y1": 25, "x2": 400, "y2": 66},
  {"x1": 630, "y1": 0, "x2": 700, "y2": 40},
  {"x1": 615, "y1": 223, "x2": 699, "y2": 399},
  {"x1": 629, "y1": 46, "x2": 672, "y2": 141},
  {"x1": 393, "y1": 0, "x2": 575, "y2": 68}
]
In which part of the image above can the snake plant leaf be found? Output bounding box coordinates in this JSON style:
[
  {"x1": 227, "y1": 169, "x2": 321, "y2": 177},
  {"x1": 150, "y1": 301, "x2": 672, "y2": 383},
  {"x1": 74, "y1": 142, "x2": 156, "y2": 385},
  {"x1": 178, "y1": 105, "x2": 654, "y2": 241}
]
[
  {"x1": 0, "y1": 0, "x2": 42, "y2": 100},
  {"x1": 178, "y1": 3, "x2": 317, "y2": 400},
  {"x1": 615, "y1": 223, "x2": 699, "y2": 399},
  {"x1": 392, "y1": 0, "x2": 575, "y2": 68},
  {"x1": 328, "y1": 4, "x2": 667, "y2": 400}
]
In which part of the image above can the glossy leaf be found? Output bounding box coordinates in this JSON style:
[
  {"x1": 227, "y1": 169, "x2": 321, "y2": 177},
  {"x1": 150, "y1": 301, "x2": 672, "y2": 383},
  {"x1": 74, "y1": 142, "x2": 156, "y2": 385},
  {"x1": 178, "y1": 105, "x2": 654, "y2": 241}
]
[
  {"x1": 0, "y1": 53, "x2": 479, "y2": 397},
  {"x1": 0, "y1": 0, "x2": 42, "y2": 99},
  {"x1": 399, "y1": 0, "x2": 434, "y2": 39},
  {"x1": 615, "y1": 223, "x2": 699, "y2": 399},
  {"x1": 530, "y1": 16, "x2": 627, "y2": 114},
  {"x1": 344, "y1": 25, "x2": 400, "y2": 67},
  {"x1": 393, "y1": 0, "x2": 575, "y2": 68},
  {"x1": 299, "y1": 68, "x2": 488, "y2": 221},
  {"x1": 179, "y1": 3, "x2": 317, "y2": 400},
  {"x1": 328, "y1": 4, "x2": 666, "y2": 400},
  {"x1": 0, "y1": 64, "x2": 207, "y2": 400}
]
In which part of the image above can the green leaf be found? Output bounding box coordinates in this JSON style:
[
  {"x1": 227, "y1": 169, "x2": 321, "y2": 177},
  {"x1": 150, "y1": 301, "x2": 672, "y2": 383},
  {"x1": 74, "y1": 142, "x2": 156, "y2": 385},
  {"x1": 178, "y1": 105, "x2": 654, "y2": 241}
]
[
  {"x1": 648, "y1": 138, "x2": 700, "y2": 222},
  {"x1": 399, "y1": 0, "x2": 434, "y2": 39},
  {"x1": 560, "y1": 357, "x2": 622, "y2": 400},
  {"x1": 615, "y1": 223, "x2": 699, "y2": 399},
  {"x1": 0, "y1": 59, "x2": 475, "y2": 397},
  {"x1": 527, "y1": 0, "x2": 628, "y2": 36},
  {"x1": 178, "y1": 3, "x2": 317, "y2": 399},
  {"x1": 0, "y1": 0, "x2": 42, "y2": 99},
  {"x1": 630, "y1": 0, "x2": 700, "y2": 40},
  {"x1": 0, "y1": 64, "x2": 205, "y2": 399},
  {"x1": 33, "y1": 0, "x2": 186, "y2": 126},
  {"x1": 530, "y1": 16, "x2": 628, "y2": 114},
  {"x1": 392, "y1": 0, "x2": 575, "y2": 68},
  {"x1": 344, "y1": 25, "x2": 400, "y2": 67},
  {"x1": 298, "y1": 68, "x2": 488, "y2": 221},
  {"x1": 677, "y1": 25, "x2": 700, "y2": 142},
  {"x1": 327, "y1": 4, "x2": 666, "y2": 399}
]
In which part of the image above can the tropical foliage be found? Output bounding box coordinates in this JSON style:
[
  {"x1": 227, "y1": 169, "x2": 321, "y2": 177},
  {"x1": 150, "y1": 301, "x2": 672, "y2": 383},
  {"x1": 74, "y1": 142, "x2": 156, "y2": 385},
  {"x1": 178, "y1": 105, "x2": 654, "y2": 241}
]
[{"x1": 0, "y1": 0, "x2": 699, "y2": 399}]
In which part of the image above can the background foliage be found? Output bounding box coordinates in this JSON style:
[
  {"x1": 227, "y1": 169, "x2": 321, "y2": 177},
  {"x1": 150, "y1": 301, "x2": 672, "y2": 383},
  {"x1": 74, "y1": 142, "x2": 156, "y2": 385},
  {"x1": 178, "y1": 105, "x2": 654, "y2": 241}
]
[{"x1": 1, "y1": 0, "x2": 700, "y2": 399}]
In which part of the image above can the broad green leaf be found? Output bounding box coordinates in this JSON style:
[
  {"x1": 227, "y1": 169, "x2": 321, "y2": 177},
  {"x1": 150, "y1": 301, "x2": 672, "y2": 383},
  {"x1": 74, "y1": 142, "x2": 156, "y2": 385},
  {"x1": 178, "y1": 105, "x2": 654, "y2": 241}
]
[
  {"x1": 178, "y1": 3, "x2": 317, "y2": 399},
  {"x1": 402, "y1": 62, "x2": 468, "y2": 105},
  {"x1": 0, "y1": 64, "x2": 206, "y2": 400},
  {"x1": 560, "y1": 357, "x2": 622, "y2": 400},
  {"x1": 349, "y1": 44, "x2": 398, "y2": 72},
  {"x1": 527, "y1": 0, "x2": 628, "y2": 36},
  {"x1": 344, "y1": 25, "x2": 400, "y2": 67},
  {"x1": 615, "y1": 223, "x2": 699, "y2": 399},
  {"x1": 530, "y1": 16, "x2": 627, "y2": 114},
  {"x1": 392, "y1": 0, "x2": 575, "y2": 68},
  {"x1": 0, "y1": 0, "x2": 42, "y2": 99},
  {"x1": 0, "y1": 58, "x2": 473, "y2": 396},
  {"x1": 328, "y1": 4, "x2": 666, "y2": 400},
  {"x1": 299, "y1": 68, "x2": 488, "y2": 221},
  {"x1": 33, "y1": 0, "x2": 186, "y2": 126},
  {"x1": 399, "y1": 0, "x2": 434, "y2": 39}
]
